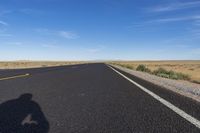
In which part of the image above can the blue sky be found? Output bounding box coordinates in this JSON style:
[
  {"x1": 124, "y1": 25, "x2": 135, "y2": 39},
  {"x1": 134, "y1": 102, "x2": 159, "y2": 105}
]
[{"x1": 0, "y1": 0, "x2": 200, "y2": 61}]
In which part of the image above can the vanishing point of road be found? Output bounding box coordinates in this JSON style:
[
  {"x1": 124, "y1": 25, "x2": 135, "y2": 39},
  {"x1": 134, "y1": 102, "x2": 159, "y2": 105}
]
[{"x1": 0, "y1": 63, "x2": 200, "y2": 133}]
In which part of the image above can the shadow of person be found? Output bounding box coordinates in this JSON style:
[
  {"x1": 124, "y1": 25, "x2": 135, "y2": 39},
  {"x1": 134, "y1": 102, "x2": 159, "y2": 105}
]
[{"x1": 0, "y1": 93, "x2": 49, "y2": 133}]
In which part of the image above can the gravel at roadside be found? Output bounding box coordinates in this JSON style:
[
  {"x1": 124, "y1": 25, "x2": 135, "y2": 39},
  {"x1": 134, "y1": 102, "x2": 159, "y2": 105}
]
[{"x1": 111, "y1": 64, "x2": 200, "y2": 103}]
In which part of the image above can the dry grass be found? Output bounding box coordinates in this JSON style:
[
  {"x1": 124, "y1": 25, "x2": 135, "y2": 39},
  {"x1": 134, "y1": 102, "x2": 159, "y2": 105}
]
[
  {"x1": 0, "y1": 61, "x2": 87, "y2": 69},
  {"x1": 109, "y1": 61, "x2": 200, "y2": 83}
]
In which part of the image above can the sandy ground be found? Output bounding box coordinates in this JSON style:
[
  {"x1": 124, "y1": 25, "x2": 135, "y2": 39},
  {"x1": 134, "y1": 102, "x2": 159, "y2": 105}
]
[
  {"x1": 0, "y1": 61, "x2": 88, "y2": 69},
  {"x1": 109, "y1": 61, "x2": 200, "y2": 83}
]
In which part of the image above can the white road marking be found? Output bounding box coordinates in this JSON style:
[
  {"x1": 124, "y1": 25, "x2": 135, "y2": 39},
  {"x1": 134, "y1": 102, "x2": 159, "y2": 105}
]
[
  {"x1": 108, "y1": 65, "x2": 200, "y2": 129},
  {"x1": 0, "y1": 73, "x2": 30, "y2": 81}
]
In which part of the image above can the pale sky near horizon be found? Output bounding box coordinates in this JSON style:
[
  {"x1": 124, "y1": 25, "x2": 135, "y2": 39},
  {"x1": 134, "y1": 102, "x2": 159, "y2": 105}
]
[{"x1": 0, "y1": 0, "x2": 200, "y2": 61}]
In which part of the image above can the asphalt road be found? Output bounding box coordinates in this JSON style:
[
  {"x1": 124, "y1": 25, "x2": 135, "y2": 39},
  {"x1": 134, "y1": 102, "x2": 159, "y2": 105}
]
[{"x1": 0, "y1": 63, "x2": 200, "y2": 133}]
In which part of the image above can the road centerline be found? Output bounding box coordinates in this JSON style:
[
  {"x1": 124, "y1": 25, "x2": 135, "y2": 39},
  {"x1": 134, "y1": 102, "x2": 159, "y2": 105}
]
[
  {"x1": 0, "y1": 73, "x2": 30, "y2": 81},
  {"x1": 107, "y1": 65, "x2": 200, "y2": 129}
]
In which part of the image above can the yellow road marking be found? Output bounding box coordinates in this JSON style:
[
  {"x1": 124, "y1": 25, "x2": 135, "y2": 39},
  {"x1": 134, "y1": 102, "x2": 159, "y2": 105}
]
[{"x1": 0, "y1": 73, "x2": 30, "y2": 81}]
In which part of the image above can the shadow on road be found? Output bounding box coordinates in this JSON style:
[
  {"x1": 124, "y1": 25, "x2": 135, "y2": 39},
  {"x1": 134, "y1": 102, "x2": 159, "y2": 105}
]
[{"x1": 0, "y1": 93, "x2": 49, "y2": 133}]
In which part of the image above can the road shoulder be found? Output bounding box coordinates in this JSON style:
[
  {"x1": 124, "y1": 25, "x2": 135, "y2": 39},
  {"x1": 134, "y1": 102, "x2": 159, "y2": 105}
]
[{"x1": 109, "y1": 64, "x2": 200, "y2": 103}]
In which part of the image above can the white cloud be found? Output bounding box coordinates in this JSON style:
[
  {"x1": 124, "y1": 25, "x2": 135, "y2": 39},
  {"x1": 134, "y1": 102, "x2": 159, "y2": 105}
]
[
  {"x1": 174, "y1": 44, "x2": 190, "y2": 48},
  {"x1": 0, "y1": 10, "x2": 12, "y2": 16},
  {"x1": 85, "y1": 45, "x2": 106, "y2": 54},
  {"x1": 0, "y1": 33, "x2": 12, "y2": 37},
  {"x1": 151, "y1": 15, "x2": 200, "y2": 23},
  {"x1": 6, "y1": 42, "x2": 23, "y2": 46},
  {"x1": 35, "y1": 28, "x2": 79, "y2": 39},
  {"x1": 0, "y1": 20, "x2": 8, "y2": 26},
  {"x1": 151, "y1": 1, "x2": 200, "y2": 12},
  {"x1": 19, "y1": 8, "x2": 43, "y2": 15},
  {"x1": 0, "y1": 42, "x2": 24, "y2": 49},
  {"x1": 128, "y1": 15, "x2": 200, "y2": 30},
  {"x1": 0, "y1": 23, "x2": 12, "y2": 37},
  {"x1": 58, "y1": 31, "x2": 78, "y2": 39}
]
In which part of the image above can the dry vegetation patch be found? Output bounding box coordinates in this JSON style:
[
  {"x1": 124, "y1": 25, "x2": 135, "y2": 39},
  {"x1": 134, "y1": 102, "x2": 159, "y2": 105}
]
[
  {"x1": 109, "y1": 61, "x2": 200, "y2": 84},
  {"x1": 0, "y1": 61, "x2": 87, "y2": 69}
]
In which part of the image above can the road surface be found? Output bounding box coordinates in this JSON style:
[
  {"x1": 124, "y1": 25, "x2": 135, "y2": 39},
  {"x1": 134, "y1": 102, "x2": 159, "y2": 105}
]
[{"x1": 0, "y1": 63, "x2": 199, "y2": 133}]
